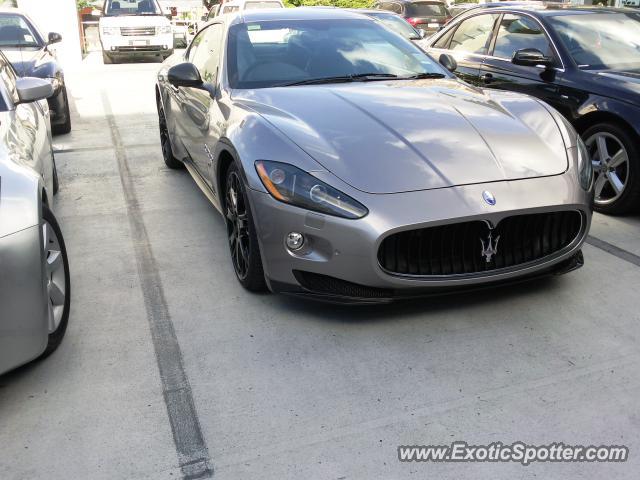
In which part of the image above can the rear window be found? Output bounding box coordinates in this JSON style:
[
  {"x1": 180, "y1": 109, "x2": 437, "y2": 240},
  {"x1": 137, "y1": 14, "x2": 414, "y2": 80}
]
[
  {"x1": 244, "y1": 1, "x2": 283, "y2": 8},
  {"x1": 405, "y1": 2, "x2": 449, "y2": 17}
]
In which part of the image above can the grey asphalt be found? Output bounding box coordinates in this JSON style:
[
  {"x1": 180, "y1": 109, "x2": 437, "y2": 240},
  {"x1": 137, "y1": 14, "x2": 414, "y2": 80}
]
[{"x1": 1, "y1": 55, "x2": 639, "y2": 480}]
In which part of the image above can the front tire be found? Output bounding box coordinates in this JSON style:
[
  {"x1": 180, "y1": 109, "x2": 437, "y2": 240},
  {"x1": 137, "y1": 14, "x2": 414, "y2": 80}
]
[
  {"x1": 158, "y1": 101, "x2": 183, "y2": 169},
  {"x1": 52, "y1": 87, "x2": 71, "y2": 135},
  {"x1": 40, "y1": 204, "x2": 71, "y2": 358},
  {"x1": 224, "y1": 163, "x2": 267, "y2": 292},
  {"x1": 584, "y1": 123, "x2": 640, "y2": 214}
]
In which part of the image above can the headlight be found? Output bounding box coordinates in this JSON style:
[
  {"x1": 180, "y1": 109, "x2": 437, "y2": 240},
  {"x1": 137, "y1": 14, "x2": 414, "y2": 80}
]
[
  {"x1": 157, "y1": 25, "x2": 172, "y2": 34},
  {"x1": 101, "y1": 26, "x2": 119, "y2": 35},
  {"x1": 255, "y1": 160, "x2": 368, "y2": 219},
  {"x1": 577, "y1": 137, "x2": 593, "y2": 191}
]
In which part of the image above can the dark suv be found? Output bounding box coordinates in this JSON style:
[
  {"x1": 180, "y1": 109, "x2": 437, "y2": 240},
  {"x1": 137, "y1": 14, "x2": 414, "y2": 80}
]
[{"x1": 373, "y1": 0, "x2": 452, "y2": 33}]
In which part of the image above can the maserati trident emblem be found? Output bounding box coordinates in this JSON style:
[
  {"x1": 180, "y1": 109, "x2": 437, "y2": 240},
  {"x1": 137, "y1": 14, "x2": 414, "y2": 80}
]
[
  {"x1": 482, "y1": 190, "x2": 496, "y2": 206},
  {"x1": 480, "y1": 231, "x2": 500, "y2": 263}
]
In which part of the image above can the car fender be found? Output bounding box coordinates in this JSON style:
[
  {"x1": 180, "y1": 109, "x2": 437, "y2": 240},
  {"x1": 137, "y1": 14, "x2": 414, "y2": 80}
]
[{"x1": 0, "y1": 157, "x2": 43, "y2": 239}]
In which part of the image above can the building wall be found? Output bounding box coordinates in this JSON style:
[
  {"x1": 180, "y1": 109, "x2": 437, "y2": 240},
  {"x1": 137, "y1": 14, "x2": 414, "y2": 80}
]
[{"x1": 17, "y1": 0, "x2": 82, "y2": 66}]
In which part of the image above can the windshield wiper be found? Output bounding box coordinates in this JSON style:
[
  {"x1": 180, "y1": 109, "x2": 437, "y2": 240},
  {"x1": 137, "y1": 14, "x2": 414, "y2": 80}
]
[
  {"x1": 277, "y1": 73, "x2": 399, "y2": 87},
  {"x1": 400, "y1": 72, "x2": 447, "y2": 80}
]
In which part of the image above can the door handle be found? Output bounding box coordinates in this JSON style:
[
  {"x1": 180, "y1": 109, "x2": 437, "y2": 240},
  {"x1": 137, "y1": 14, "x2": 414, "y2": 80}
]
[{"x1": 480, "y1": 73, "x2": 493, "y2": 83}]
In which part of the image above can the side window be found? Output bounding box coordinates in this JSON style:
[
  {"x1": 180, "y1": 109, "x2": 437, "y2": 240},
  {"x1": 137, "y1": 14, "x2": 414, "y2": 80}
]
[
  {"x1": 0, "y1": 58, "x2": 19, "y2": 107},
  {"x1": 492, "y1": 14, "x2": 553, "y2": 60},
  {"x1": 191, "y1": 24, "x2": 223, "y2": 83},
  {"x1": 187, "y1": 28, "x2": 206, "y2": 63},
  {"x1": 433, "y1": 26, "x2": 456, "y2": 49},
  {"x1": 450, "y1": 14, "x2": 498, "y2": 55}
]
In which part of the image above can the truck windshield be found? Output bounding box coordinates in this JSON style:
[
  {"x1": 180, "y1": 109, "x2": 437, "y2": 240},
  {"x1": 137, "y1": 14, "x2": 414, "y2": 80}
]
[{"x1": 104, "y1": 0, "x2": 162, "y2": 16}]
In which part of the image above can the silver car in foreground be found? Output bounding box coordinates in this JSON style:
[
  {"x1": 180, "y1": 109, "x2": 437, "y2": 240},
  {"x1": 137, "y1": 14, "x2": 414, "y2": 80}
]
[
  {"x1": 0, "y1": 52, "x2": 70, "y2": 374},
  {"x1": 156, "y1": 9, "x2": 593, "y2": 303}
]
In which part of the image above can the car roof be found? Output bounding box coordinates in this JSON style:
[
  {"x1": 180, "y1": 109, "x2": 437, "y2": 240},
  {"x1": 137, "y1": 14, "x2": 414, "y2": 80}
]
[
  {"x1": 455, "y1": 3, "x2": 638, "y2": 17},
  {"x1": 387, "y1": 0, "x2": 447, "y2": 3},
  {"x1": 346, "y1": 9, "x2": 404, "y2": 16},
  {"x1": 238, "y1": 7, "x2": 375, "y2": 23}
]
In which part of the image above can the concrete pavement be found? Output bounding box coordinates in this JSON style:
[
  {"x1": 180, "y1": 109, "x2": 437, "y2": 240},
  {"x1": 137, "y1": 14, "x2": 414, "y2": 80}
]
[{"x1": 1, "y1": 54, "x2": 639, "y2": 480}]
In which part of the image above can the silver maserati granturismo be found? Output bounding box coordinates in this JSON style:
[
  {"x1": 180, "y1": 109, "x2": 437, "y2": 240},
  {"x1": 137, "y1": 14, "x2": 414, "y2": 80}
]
[
  {"x1": 0, "y1": 51, "x2": 70, "y2": 374},
  {"x1": 156, "y1": 8, "x2": 593, "y2": 303}
]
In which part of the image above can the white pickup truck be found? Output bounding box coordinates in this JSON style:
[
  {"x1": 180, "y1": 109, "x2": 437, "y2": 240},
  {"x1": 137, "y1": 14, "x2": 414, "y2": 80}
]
[{"x1": 99, "y1": 0, "x2": 174, "y2": 64}]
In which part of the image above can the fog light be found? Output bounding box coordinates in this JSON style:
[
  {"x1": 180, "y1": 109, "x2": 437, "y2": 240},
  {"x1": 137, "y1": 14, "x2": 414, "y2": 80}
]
[{"x1": 286, "y1": 232, "x2": 304, "y2": 251}]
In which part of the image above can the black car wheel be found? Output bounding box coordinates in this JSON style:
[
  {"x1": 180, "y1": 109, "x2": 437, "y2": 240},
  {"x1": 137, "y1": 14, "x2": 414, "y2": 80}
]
[
  {"x1": 584, "y1": 123, "x2": 640, "y2": 214},
  {"x1": 158, "y1": 101, "x2": 184, "y2": 169},
  {"x1": 224, "y1": 163, "x2": 267, "y2": 292},
  {"x1": 52, "y1": 87, "x2": 71, "y2": 135},
  {"x1": 40, "y1": 204, "x2": 71, "y2": 358}
]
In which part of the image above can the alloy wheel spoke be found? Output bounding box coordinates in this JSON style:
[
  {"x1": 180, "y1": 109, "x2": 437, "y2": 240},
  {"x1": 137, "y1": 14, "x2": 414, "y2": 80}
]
[
  {"x1": 594, "y1": 173, "x2": 608, "y2": 198},
  {"x1": 47, "y1": 302, "x2": 56, "y2": 333},
  {"x1": 49, "y1": 280, "x2": 66, "y2": 306},
  {"x1": 607, "y1": 171, "x2": 624, "y2": 194},
  {"x1": 47, "y1": 250, "x2": 62, "y2": 274},
  {"x1": 596, "y1": 136, "x2": 609, "y2": 163},
  {"x1": 609, "y1": 149, "x2": 628, "y2": 169}
]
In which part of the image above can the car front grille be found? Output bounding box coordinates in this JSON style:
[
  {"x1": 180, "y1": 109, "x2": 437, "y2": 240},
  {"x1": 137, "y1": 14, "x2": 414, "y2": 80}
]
[
  {"x1": 378, "y1": 211, "x2": 583, "y2": 277},
  {"x1": 120, "y1": 27, "x2": 156, "y2": 36}
]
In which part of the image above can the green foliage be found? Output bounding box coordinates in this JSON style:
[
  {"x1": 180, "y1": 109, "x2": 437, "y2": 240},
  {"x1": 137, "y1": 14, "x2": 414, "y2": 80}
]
[
  {"x1": 77, "y1": 0, "x2": 92, "y2": 10},
  {"x1": 284, "y1": 0, "x2": 375, "y2": 9}
]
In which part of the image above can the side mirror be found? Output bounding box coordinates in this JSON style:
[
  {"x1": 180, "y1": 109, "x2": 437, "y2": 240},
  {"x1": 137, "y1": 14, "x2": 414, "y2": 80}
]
[
  {"x1": 168, "y1": 62, "x2": 203, "y2": 88},
  {"x1": 48, "y1": 32, "x2": 62, "y2": 45},
  {"x1": 16, "y1": 77, "x2": 54, "y2": 103},
  {"x1": 418, "y1": 29, "x2": 427, "y2": 39},
  {"x1": 512, "y1": 48, "x2": 553, "y2": 68},
  {"x1": 201, "y1": 15, "x2": 208, "y2": 21},
  {"x1": 438, "y1": 53, "x2": 457, "y2": 73}
]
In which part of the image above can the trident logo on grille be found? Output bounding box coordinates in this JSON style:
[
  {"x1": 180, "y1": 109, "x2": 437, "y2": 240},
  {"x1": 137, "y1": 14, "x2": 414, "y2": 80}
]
[{"x1": 480, "y1": 230, "x2": 500, "y2": 263}]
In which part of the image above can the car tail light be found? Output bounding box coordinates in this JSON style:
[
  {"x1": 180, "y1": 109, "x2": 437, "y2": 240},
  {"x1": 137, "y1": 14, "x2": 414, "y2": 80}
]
[{"x1": 407, "y1": 17, "x2": 419, "y2": 26}]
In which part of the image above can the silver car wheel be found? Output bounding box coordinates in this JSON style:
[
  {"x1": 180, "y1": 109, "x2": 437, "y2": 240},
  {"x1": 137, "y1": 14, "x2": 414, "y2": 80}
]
[
  {"x1": 43, "y1": 220, "x2": 66, "y2": 333},
  {"x1": 586, "y1": 131, "x2": 629, "y2": 206}
]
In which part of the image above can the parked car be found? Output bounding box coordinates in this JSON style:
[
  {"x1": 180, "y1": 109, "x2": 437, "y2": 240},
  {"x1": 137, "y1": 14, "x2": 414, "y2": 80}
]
[
  {"x1": 0, "y1": 8, "x2": 71, "y2": 135},
  {"x1": 348, "y1": 9, "x2": 431, "y2": 49},
  {"x1": 155, "y1": 8, "x2": 591, "y2": 302},
  {"x1": 0, "y1": 51, "x2": 70, "y2": 375},
  {"x1": 425, "y1": 5, "x2": 640, "y2": 214},
  {"x1": 217, "y1": 0, "x2": 284, "y2": 17},
  {"x1": 99, "y1": 0, "x2": 174, "y2": 64},
  {"x1": 372, "y1": 0, "x2": 452, "y2": 34}
]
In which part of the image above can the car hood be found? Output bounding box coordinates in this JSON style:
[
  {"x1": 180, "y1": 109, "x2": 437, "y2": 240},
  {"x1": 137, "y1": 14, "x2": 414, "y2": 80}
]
[
  {"x1": 1, "y1": 48, "x2": 44, "y2": 76},
  {"x1": 233, "y1": 80, "x2": 568, "y2": 194}
]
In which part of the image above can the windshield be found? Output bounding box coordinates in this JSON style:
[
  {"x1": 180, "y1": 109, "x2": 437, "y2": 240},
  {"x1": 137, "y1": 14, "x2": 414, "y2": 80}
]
[
  {"x1": 104, "y1": 0, "x2": 162, "y2": 16},
  {"x1": 366, "y1": 12, "x2": 421, "y2": 39},
  {"x1": 244, "y1": 1, "x2": 283, "y2": 9},
  {"x1": 227, "y1": 19, "x2": 444, "y2": 89},
  {"x1": 549, "y1": 12, "x2": 640, "y2": 70},
  {"x1": 0, "y1": 14, "x2": 41, "y2": 48},
  {"x1": 405, "y1": 2, "x2": 449, "y2": 17}
]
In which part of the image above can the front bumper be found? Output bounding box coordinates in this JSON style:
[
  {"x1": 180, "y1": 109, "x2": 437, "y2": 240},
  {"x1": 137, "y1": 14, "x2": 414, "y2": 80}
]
[
  {"x1": 248, "y1": 173, "x2": 592, "y2": 302},
  {"x1": 0, "y1": 225, "x2": 48, "y2": 375},
  {"x1": 101, "y1": 33, "x2": 174, "y2": 56}
]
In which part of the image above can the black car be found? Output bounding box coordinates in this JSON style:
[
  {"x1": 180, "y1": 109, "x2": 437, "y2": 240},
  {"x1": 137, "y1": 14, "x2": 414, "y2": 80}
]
[
  {"x1": 0, "y1": 9, "x2": 71, "y2": 135},
  {"x1": 426, "y1": 5, "x2": 640, "y2": 214},
  {"x1": 373, "y1": 0, "x2": 452, "y2": 34}
]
